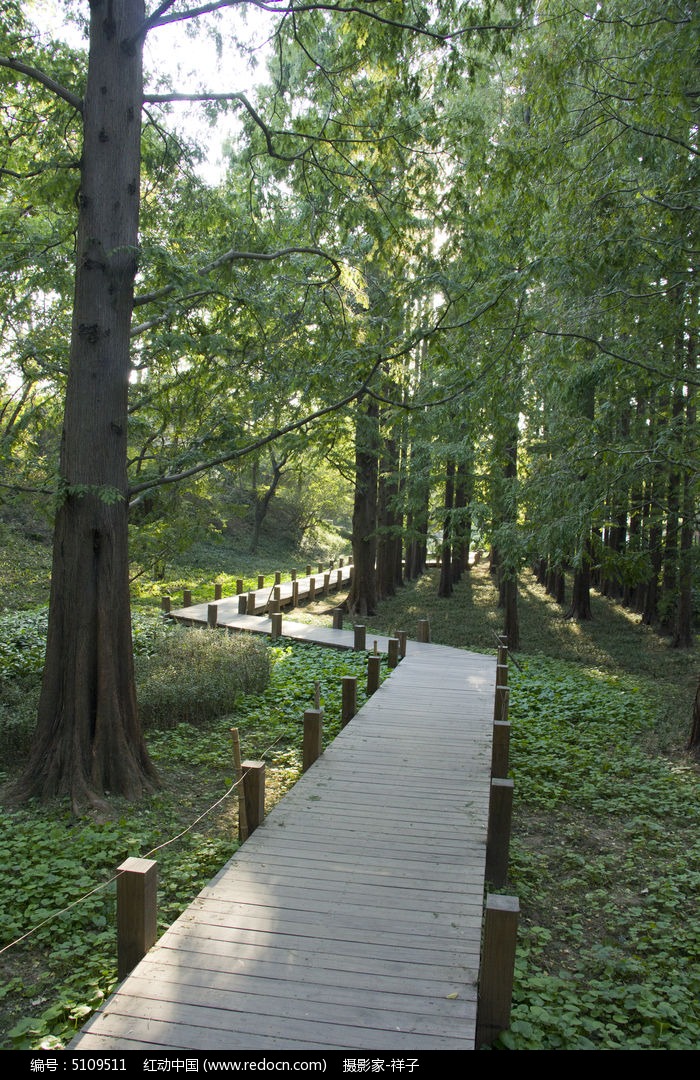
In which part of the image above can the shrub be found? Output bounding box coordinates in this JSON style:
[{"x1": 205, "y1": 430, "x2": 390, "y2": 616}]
[{"x1": 134, "y1": 626, "x2": 270, "y2": 729}]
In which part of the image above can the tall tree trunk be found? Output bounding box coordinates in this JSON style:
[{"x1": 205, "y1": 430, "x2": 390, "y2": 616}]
[
  {"x1": 346, "y1": 397, "x2": 379, "y2": 618},
  {"x1": 404, "y1": 439, "x2": 430, "y2": 581},
  {"x1": 688, "y1": 679, "x2": 700, "y2": 756},
  {"x1": 437, "y1": 459, "x2": 455, "y2": 598},
  {"x1": 673, "y1": 369, "x2": 696, "y2": 647},
  {"x1": 376, "y1": 427, "x2": 399, "y2": 600},
  {"x1": 568, "y1": 538, "x2": 593, "y2": 620},
  {"x1": 453, "y1": 459, "x2": 473, "y2": 580},
  {"x1": 13, "y1": 0, "x2": 157, "y2": 809}
]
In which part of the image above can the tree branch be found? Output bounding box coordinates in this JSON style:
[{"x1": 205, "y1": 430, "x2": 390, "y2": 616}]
[
  {"x1": 133, "y1": 244, "x2": 340, "y2": 309},
  {"x1": 128, "y1": 357, "x2": 383, "y2": 501},
  {"x1": 0, "y1": 56, "x2": 83, "y2": 113},
  {"x1": 133, "y1": 0, "x2": 518, "y2": 46}
]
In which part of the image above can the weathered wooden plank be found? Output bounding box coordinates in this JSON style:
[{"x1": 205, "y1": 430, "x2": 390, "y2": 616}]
[
  {"x1": 71, "y1": 624, "x2": 495, "y2": 1052},
  {"x1": 138, "y1": 947, "x2": 473, "y2": 1000}
]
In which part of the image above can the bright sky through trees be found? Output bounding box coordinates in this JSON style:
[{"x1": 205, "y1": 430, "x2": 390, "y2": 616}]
[{"x1": 39, "y1": 0, "x2": 274, "y2": 183}]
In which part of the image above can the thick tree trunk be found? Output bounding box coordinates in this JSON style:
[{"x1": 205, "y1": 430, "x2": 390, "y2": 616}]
[{"x1": 12, "y1": 1, "x2": 158, "y2": 809}]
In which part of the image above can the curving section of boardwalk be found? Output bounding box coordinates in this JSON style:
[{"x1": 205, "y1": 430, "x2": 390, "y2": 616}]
[{"x1": 72, "y1": 619, "x2": 495, "y2": 1052}]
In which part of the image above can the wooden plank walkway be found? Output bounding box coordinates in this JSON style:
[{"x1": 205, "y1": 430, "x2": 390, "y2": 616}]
[
  {"x1": 71, "y1": 613, "x2": 496, "y2": 1052},
  {"x1": 174, "y1": 564, "x2": 353, "y2": 619}
]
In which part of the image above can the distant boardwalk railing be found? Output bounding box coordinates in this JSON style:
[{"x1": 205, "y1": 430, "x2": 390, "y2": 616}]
[{"x1": 71, "y1": 593, "x2": 518, "y2": 1052}]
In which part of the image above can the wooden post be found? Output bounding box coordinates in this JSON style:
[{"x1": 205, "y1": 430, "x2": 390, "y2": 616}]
[
  {"x1": 336, "y1": 569, "x2": 343, "y2": 589},
  {"x1": 302, "y1": 708, "x2": 323, "y2": 772},
  {"x1": 117, "y1": 858, "x2": 157, "y2": 980},
  {"x1": 323, "y1": 572, "x2": 330, "y2": 595},
  {"x1": 387, "y1": 638, "x2": 400, "y2": 669},
  {"x1": 308, "y1": 576, "x2": 316, "y2": 601},
  {"x1": 332, "y1": 608, "x2": 344, "y2": 630},
  {"x1": 291, "y1": 568, "x2": 297, "y2": 581},
  {"x1": 214, "y1": 582, "x2": 223, "y2": 601},
  {"x1": 496, "y1": 661, "x2": 508, "y2": 688},
  {"x1": 397, "y1": 630, "x2": 407, "y2": 658},
  {"x1": 341, "y1": 675, "x2": 357, "y2": 727},
  {"x1": 268, "y1": 597, "x2": 280, "y2": 615},
  {"x1": 486, "y1": 777, "x2": 514, "y2": 887},
  {"x1": 183, "y1": 589, "x2": 192, "y2": 608},
  {"x1": 275, "y1": 571, "x2": 281, "y2": 585},
  {"x1": 292, "y1": 580, "x2": 299, "y2": 607},
  {"x1": 494, "y1": 684, "x2": 509, "y2": 723},
  {"x1": 238, "y1": 594, "x2": 247, "y2": 614},
  {"x1": 353, "y1": 624, "x2": 366, "y2": 651},
  {"x1": 230, "y1": 728, "x2": 248, "y2": 842},
  {"x1": 306, "y1": 564, "x2": 312, "y2": 576},
  {"x1": 339, "y1": 558, "x2": 344, "y2": 567},
  {"x1": 476, "y1": 894, "x2": 520, "y2": 1048},
  {"x1": 491, "y1": 721, "x2": 511, "y2": 779},
  {"x1": 207, "y1": 603, "x2": 218, "y2": 629},
  {"x1": 241, "y1": 761, "x2": 265, "y2": 835},
  {"x1": 161, "y1": 595, "x2": 171, "y2": 614},
  {"x1": 274, "y1": 585, "x2": 281, "y2": 603},
  {"x1": 271, "y1": 612, "x2": 282, "y2": 640},
  {"x1": 317, "y1": 563, "x2": 323, "y2": 574},
  {"x1": 497, "y1": 637, "x2": 508, "y2": 667},
  {"x1": 247, "y1": 590, "x2": 257, "y2": 615},
  {"x1": 417, "y1": 618, "x2": 431, "y2": 642},
  {"x1": 236, "y1": 578, "x2": 244, "y2": 595},
  {"x1": 367, "y1": 655, "x2": 381, "y2": 695}
]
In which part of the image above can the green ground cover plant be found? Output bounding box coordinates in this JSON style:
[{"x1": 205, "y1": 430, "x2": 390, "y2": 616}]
[
  {"x1": 0, "y1": 532, "x2": 697, "y2": 1050},
  {"x1": 0, "y1": 604, "x2": 382, "y2": 1049}
]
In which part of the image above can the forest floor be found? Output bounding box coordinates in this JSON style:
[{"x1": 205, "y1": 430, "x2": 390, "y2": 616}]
[{"x1": 1, "y1": 529, "x2": 699, "y2": 1049}]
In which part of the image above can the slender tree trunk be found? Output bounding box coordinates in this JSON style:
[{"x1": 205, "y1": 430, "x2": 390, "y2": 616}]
[
  {"x1": 250, "y1": 452, "x2": 286, "y2": 554},
  {"x1": 13, "y1": 0, "x2": 157, "y2": 809},
  {"x1": 346, "y1": 397, "x2": 379, "y2": 617},
  {"x1": 437, "y1": 459, "x2": 455, "y2": 598},
  {"x1": 376, "y1": 427, "x2": 399, "y2": 600},
  {"x1": 568, "y1": 538, "x2": 593, "y2": 620}
]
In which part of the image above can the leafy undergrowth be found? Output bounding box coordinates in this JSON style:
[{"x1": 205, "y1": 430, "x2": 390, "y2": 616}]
[
  {"x1": 0, "y1": 634, "x2": 384, "y2": 1049},
  {"x1": 501, "y1": 657, "x2": 700, "y2": 1050}
]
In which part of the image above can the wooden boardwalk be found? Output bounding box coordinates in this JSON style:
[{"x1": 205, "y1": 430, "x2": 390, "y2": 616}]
[{"x1": 71, "y1": 612, "x2": 496, "y2": 1052}]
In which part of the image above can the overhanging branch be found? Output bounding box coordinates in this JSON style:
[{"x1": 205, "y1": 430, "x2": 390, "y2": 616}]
[
  {"x1": 128, "y1": 357, "x2": 383, "y2": 502},
  {"x1": 0, "y1": 56, "x2": 83, "y2": 113},
  {"x1": 133, "y1": 244, "x2": 341, "y2": 309}
]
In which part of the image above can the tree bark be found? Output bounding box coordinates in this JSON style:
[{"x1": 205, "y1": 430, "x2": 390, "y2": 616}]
[
  {"x1": 376, "y1": 427, "x2": 400, "y2": 600},
  {"x1": 249, "y1": 451, "x2": 286, "y2": 554},
  {"x1": 346, "y1": 397, "x2": 379, "y2": 617},
  {"x1": 568, "y1": 539, "x2": 593, "y2": 621},
  {"x1": 437, "y1": 459, "x2": 455, "y2": 598},
  {"x1": 12, "y1": 0, "x2": 158, "y2": 809}
]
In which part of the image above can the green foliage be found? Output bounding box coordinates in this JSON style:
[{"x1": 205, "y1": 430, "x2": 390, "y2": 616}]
[
  {"x1": 0, "y1": 634, "x2": 386, "y2": 1048},
  {"x1": 134, "y1": 625, "x2": 270, "y2": 729},
  {"x1": 498, "y1": 655, "x2": 700, "y2": 1050}
]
